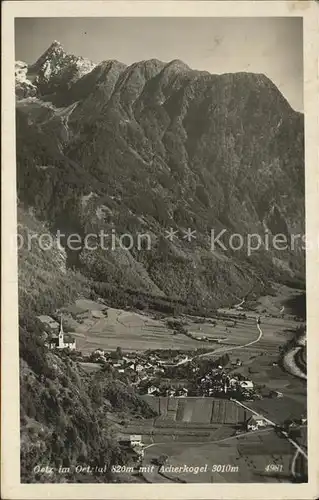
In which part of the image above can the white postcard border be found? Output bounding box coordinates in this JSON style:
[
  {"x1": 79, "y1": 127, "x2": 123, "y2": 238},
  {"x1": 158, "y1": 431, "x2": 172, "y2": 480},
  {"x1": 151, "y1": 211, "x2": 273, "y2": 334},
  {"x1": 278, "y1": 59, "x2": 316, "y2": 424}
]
[{"x1": 2, "y1": 2, "x2": 319, "y2": 499}]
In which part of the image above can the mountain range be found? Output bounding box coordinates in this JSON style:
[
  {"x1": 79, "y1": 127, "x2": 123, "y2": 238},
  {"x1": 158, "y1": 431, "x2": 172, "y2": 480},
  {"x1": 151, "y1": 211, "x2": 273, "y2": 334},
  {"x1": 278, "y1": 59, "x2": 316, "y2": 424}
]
[{"x1": 16, "y1": 40, "x2": 305, "y2": 314}]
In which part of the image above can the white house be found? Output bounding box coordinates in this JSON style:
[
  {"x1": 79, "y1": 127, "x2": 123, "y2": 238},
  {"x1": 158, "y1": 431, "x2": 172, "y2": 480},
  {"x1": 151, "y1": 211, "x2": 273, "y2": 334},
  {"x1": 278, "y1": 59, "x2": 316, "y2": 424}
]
[
  {"x1": 246, "y1": 414, "x2": 269, "y2": 431},
  {"x1": 134, "y1": 363, "x2": 144, "y2": 373},
  {"x1": 118, "y1": 434, "x2": 143, "y2": 453},
  {"x1": 239, "y1": 380, "x2": 254, "y2": 390},
  {"x1": 166, "y1": 389, "x2": 176, "y2": 397},
  {"x1": 129, "y1": 435, "x2": 142, "y2": 447},
  {"x1": 147, "y1": 385, "x2": 158, "y2": 395},
  {"x1": 274, "y1": 391, "x2": 283, "y2": 398},
  {"x1": 93, "y1": 349, "x2": 105, "y2": 356}
]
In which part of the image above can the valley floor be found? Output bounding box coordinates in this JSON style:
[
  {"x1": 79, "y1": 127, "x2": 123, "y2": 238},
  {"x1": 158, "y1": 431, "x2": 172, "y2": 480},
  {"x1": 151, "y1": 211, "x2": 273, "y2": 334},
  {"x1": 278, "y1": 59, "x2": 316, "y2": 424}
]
[
  {"x1": 107, "y1": 285, "x2": 307, "y2": 483},
  {"x1": 48, "y1": 284, "x2": 307, "y2": 483}
]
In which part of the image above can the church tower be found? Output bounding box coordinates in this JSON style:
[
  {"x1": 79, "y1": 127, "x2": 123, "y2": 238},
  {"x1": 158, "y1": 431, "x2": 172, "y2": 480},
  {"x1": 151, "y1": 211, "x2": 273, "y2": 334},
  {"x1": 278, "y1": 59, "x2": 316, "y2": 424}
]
[{"x1": 58, "y1": 314, "x2": 64, "y2": 348}]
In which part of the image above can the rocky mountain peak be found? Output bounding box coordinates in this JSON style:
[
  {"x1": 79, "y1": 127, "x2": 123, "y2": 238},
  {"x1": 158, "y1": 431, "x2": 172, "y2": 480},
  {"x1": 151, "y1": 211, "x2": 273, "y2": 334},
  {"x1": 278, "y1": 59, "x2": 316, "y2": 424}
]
[
  {"x1": 31, "y1": 40, "x2": 66, "y2": 72},
  {"x1": 23, "y1": 41, "x2": 96, "y2": 97},
  {"x1": 165, "y1": 59, "x2": 191, "y2": 71},
  {"x1": 47, "y1": 39, "x2": 65, "y2": 54},
  {"x1": 15, "y1": 46, "x2": 305, "y2": 303},
  {"x1": 50, "y1": 39, "x2": 64, "y2": 49}
]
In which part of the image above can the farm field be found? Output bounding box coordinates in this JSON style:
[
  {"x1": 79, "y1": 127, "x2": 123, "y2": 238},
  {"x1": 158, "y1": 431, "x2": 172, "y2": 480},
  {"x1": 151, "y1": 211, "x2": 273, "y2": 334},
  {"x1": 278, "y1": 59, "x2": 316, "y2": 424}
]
[
  {"x1": 228, "y1": 348, "x2": 307, "y2": 416},
  {"x1": 199, "y1": 316, "x2": 298, "y2": 356},
  {"x1": 118, "y1": 398, "x2": 244, "y2": 445},
  {"x1": 122, "y1": 427, "x2": 231, "y2": 443},
  {"x1": 119, "y1": 416, "x2": 235, "y2": 444},
  {"x1": 253, "y1": 285, "x2": 305, "y2": 318},
  {"x1": 65, "y1": 301, "x2": 217, "y2": 353},
  {"x1": 142, "y1": 396, "x2": 247, "y2": 426},
  {"x1": 63, "y1": 295, "x2": 300, "y2": 356},
  {"x1": 142, "y1": 427, "x2": 295, "y2": 483},
  {"x1": 245, "y1": 396, "x2": 306, "y2": 424}
]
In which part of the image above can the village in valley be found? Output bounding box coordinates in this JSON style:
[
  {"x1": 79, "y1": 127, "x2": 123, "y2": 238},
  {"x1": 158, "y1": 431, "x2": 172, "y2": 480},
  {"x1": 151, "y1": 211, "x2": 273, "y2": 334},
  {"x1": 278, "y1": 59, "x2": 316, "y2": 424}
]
[{"x1": 36, "y1": 287, "x2": 307, "y2": 483}]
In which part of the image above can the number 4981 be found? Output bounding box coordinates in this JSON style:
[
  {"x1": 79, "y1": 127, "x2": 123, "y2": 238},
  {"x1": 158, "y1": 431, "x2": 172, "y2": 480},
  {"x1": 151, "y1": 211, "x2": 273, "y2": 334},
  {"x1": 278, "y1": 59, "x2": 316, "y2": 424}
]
[{"x1": 265, "y1": 464, "x2": 283, "y2": 472}]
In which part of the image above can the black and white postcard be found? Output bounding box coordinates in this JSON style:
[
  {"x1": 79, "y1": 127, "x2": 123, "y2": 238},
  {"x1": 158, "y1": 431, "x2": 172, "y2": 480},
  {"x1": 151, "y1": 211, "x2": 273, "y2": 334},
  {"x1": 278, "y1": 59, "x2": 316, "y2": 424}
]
[{"x1": 2, "y1": 1, "x2": 319, "y2": 499}]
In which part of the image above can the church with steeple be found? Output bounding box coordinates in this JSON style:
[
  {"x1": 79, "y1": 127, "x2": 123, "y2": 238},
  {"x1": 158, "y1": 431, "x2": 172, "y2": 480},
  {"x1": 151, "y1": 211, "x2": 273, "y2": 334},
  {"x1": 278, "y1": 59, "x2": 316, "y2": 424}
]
[{"x1": 48, "y1": 314, "x2": 76, "y2": 350}]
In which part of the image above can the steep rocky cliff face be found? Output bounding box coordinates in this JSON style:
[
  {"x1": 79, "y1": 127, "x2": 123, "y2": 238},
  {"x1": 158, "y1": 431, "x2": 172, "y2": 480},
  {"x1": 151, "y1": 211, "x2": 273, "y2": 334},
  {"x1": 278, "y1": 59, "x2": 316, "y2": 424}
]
[{"x1": 16, "y1": 41, "x2": 305, "y2": 309}]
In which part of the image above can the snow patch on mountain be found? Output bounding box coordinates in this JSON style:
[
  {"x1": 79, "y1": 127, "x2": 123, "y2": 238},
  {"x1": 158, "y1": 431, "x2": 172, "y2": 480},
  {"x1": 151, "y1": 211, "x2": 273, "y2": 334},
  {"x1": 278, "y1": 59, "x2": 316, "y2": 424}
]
[{"x1": 15, "y1": 61, "x2": 37, "y2": 98}]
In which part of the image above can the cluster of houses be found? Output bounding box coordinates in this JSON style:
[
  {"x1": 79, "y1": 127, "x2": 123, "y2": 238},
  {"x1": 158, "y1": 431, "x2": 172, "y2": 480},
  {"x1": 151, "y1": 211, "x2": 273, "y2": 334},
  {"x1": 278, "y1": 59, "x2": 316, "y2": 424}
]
[
  {"x1": 146, "y1": 384, "x2": 189, "y2": 397},
  {"x1": 87, "y1": 348, "x2": 278, "y2": 403},
  {"x1": 244, "y1": 413, "x2": 307, "y2": 433},
  {"x1": 198, "y1": 368, "x2": 257, "y2": 399},
  {"x1": 89, "y1": 349, "x2": 179, "y2": 382}
]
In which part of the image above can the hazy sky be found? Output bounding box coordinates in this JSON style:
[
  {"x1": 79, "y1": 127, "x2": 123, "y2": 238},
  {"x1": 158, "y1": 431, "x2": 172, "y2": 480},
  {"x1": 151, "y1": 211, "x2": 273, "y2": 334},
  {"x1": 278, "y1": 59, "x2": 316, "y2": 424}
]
[{"x1": 15, "y1": 17, "x2": 303, "y2": 111}]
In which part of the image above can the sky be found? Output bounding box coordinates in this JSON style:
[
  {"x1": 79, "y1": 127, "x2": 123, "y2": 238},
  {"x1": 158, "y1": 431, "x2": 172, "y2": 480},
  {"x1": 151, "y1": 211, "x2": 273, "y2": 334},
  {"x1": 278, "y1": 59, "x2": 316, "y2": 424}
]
[{"x1": 15, "y1": 17, "x2": 303, "y2": 111}]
